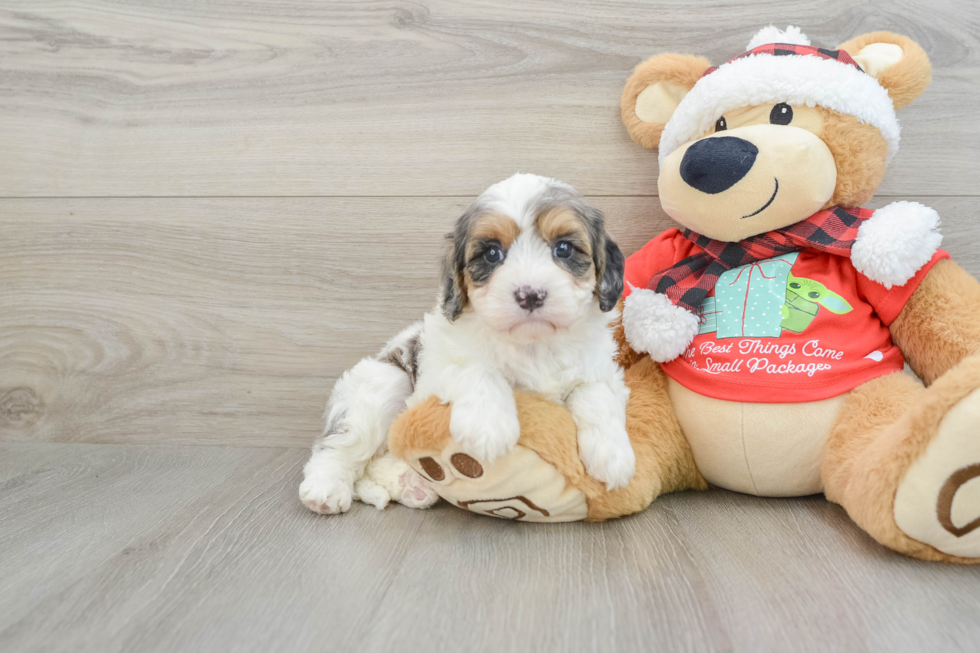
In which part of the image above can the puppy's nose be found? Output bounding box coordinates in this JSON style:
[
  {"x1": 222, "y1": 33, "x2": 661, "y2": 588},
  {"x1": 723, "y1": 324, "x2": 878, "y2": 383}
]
[
  {"x1": 680, "y1": 136, "x2": 758, "y2": 194},
  {"x1": 514, "y1": 286, "x2": 547, "y2": 311}
]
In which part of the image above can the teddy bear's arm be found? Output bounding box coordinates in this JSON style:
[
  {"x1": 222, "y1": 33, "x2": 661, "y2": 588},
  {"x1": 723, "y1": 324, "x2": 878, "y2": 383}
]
[{"x1": 890, "y1": 259, "x2": 980, "y2": 385}]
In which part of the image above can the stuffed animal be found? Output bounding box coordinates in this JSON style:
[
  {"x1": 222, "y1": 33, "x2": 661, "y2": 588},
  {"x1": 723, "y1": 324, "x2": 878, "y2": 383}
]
[{"x1": 388, "y1": 26, "x2": 980, "y2": 563}]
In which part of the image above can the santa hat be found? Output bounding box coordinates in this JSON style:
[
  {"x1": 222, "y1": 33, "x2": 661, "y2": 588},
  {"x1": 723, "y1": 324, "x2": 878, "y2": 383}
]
[{"x1": 658, "y1": 25, "x2": 901, "y2": 168}]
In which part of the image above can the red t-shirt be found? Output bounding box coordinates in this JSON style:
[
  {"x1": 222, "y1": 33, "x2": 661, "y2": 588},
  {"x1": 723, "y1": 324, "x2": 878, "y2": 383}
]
[{"x1": 624, "y1": 229, "x2": 949, "y2": 403}]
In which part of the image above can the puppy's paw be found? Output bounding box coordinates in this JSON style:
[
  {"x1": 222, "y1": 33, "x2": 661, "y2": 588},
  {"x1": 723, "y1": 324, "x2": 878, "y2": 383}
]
[
  {"x1": 449, "y1": 397, "x2": 520, "y2": 463},
  {"x1": 299, "y1": 474, "x2": 354, "y2": 515},
  {"x1": 353, "y1": 477, "x2": 391, "y2": 511},
  {"x1": 578, "y1": 425, "x2": 636, "y2": 491},
  {"x1": 395, "y1": 469, "x2": 440, "y2": 509},
  {"x1": 362, "y1": 454, "x2": 440, "y2": 510}
]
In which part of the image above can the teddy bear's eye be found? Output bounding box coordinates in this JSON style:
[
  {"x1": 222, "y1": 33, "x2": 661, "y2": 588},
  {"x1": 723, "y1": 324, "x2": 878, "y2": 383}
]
[
  {"x1": 770, "y1": 103, "x2": 793, "y2": 125},
  {"x1": 715, "y1": 117, "x2": 727, "y2": 132}
]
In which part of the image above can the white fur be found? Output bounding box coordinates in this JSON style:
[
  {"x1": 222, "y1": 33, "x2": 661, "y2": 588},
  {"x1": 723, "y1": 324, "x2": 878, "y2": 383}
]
[
  {"x1": 746, "y1": 25, "x2": 810, "y2": 51},
  {"x1": 621, "y1": 286, "x2": 700, "y2": 363},
  {"x1": 300, "y1": 174, "x2": 636, "y2": 515},
  {"x1": 659, "y1": 37, "x2": 901, "y2": 167},
  {"x1": 299, "y1": 355, "x2": 415, "y2": 514},
  {"x1": 851, "y1": 201, "x2": 942, "y2": 288}
]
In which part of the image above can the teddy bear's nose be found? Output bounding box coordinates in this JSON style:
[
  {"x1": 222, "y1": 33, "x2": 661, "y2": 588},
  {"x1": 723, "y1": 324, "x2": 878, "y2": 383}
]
[{"x1": 680, "y1": 136, "x2": 759, "y2": 194}]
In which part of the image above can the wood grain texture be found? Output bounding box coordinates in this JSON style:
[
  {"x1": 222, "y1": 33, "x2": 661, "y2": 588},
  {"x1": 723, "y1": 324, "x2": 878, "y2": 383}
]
[
  {"x1": 0, "y1": 0, "x2": 978, "y2": 197},
  {"x1": 3, "y1": 196, "x2": 976, "y2": 448},
  {"x1": 2, "y1": 442, "x2": 979, "y2": 653}
]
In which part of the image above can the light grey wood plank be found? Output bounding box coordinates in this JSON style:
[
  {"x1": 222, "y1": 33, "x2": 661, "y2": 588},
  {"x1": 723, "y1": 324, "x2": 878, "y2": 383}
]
[
  {"x1": 2, "y1": 442, "x2": 979, "y2": 653},
  {"x1": 2, "y1": 196, "x2": 977, "y2": 448},
  {"x1": 0, "y1": 443, "x2": 294, "y2": 638},
  {"x1": 668, "y1": 491, "x2": 980, "y2": 653},
  {"x1": 0, "y1": 0, "x2": 977, "y2": 197}
]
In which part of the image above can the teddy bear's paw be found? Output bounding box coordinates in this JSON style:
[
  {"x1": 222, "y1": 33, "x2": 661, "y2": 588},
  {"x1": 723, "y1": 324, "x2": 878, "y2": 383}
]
[
  {"x1": 407, "y1": 441, "x2": 589, "y2": 522},
  {"x1": 299, "y1": 473, "x2": 354, "y2": 515},
  {"x1": 622, "y1": 287, "x2": 699, "y2": 362},
  {"x1": 894, "y1": 388, "x2": 980, "y2": 559}
]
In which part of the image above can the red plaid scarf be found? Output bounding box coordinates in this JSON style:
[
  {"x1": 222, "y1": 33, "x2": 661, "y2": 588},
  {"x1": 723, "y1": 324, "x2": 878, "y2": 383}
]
[{"x1": 647, "y1": 206, "x2": 873, "y2": 315}]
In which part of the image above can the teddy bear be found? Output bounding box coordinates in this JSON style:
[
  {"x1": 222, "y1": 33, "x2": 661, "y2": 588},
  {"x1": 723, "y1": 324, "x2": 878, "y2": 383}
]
[{"x1": 387, "y1": 26, "x2": 980, "y2": 563}]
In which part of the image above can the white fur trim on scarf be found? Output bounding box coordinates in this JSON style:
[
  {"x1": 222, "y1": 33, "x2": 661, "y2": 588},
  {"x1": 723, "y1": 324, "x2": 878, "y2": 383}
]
[
  {"x1": 746, "y1": 25, "x2": 810, "y2": 51},
  {"x1": 851, "y1": 201, "x2": 942, "y2": 288},
  {"x1": 622, "y1": 287, "x2": 700, "y2": 362},
  {"x1": 659, "y1": 51, "x2": 901, "y2": 167}
]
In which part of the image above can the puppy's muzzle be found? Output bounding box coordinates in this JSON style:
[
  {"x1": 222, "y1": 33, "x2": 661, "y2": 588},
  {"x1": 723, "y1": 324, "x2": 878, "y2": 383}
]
[
  {"x1": 514, "y1": 286, "x2": 547, "y2": 312},
  {"x1": 680, "y1": 136, "x2": 759, "y2": 194}
]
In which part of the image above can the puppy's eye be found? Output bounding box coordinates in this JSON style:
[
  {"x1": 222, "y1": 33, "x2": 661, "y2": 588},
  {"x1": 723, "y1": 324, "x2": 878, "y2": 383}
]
[
  {"x1": 553, "y1": 241, "x2": 573, "y2": 259},
  {"x1": 715, "y1": 117, "x2": 727, "y2": 132},
  {"x1": 484, "y1": 246, "x2": 504, "y2": 263},
  {"x1": 770, "y1": 103, "x2": 793, "y2": 125}
]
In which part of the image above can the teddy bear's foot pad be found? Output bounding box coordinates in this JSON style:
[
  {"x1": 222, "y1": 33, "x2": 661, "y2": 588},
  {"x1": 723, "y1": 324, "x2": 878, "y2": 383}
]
[
  {"x1": 894, "y1": 388, "x2": 980, "y2": 558},
  {"x1": 406, "y1": 443, "x2": 589, "y2": 522}
]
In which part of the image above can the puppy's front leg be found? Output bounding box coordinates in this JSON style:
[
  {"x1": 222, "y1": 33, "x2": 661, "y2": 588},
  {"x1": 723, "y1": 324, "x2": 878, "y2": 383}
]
[
  {"x1": 438, "y1": 364, "x2": 520, "y2": 462},
  {"x1": 566, "y1": 380, "x2": 635, "y2": 490}
]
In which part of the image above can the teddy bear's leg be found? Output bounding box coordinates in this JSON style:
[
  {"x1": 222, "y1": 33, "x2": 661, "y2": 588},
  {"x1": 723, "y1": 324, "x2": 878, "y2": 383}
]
[
  {"x1": 388, "y1": 355, "x2": 705, "y2": 521},
  {"x1": 822, "y1": 356, "x2": 980, "y2": 563}
]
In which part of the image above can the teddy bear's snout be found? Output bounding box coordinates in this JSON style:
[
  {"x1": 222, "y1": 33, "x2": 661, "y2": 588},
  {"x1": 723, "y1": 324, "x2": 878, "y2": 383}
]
[{"x1": 680, "y1": 136, "x2": 759, "y2": 195}]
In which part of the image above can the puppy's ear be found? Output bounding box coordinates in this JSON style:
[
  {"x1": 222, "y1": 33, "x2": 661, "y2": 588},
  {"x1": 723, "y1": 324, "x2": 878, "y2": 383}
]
[
  {"x1": 440, "y1": 211, "x2": 473, "y2": 322},
  {"x1": 838, "y1": 32, "x2": 931, "y2": 109},
  {"x1": 621, "y1": 53, "x2": 711, "y2": 148},
  {"x1": 596, "y1": 235, "x2": 625, "y2": 312}
]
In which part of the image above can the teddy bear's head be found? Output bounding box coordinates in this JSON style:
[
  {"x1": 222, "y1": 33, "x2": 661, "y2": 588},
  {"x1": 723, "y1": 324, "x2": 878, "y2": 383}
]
[{"x1": 620, "y1": 26, "x2": 932, "y2": 242}]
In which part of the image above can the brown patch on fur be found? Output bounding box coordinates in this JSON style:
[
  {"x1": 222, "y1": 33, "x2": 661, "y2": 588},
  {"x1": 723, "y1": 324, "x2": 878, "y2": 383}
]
[
  {"x1": 823, "y1": 359, "x2": 980, "y2": 564},
  {"x1": 816, "y1": 107, "x2": 889, "y2": 208},
  {"x1": 466, "y1": 212, "x2": 520, "y2": 259},
  {"x1": 891, "y1": 260, "x2": 980, "y2": 385},
  {"x1": 838, "y1": 31, "x2": 932, "y2": 110},
  {"x1": 621, "y1": 53, "x2": 712, "y2": 149},
  {"x1": 535, "y1": 207, "x2": 592, "y2": 254}
]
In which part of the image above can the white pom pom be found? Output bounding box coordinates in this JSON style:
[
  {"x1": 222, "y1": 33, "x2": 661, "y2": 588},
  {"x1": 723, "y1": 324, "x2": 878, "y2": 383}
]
[
  {"x1": 851, "y1": 201, "x2": 942, "y2": 288},
  {"x1": 746, "y1": 25, "x2": 811, "y2": 51},
  {"x1": 622, "y1": 288, "x2": 700, "y2": 363}
]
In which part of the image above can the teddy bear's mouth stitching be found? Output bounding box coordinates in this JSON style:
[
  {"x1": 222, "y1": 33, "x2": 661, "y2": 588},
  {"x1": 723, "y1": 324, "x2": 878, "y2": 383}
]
[{"x1": 740, "y1": 178, "x2": 779, "y2": 219}]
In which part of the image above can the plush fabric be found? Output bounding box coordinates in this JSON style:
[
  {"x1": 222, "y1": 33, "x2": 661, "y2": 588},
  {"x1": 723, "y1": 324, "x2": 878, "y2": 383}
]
[
  {"x1": 389, "y1": 357, "x2": 706, "y2": 522},
  {"x1": 387, "y1": 27, "x2": 980, "y2": 565},
  {"x1": 658, "y1": 35, "x2": 901, "y2": 166}
]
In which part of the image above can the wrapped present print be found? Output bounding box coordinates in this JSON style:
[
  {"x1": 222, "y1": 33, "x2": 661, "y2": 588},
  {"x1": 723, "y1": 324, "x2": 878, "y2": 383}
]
[{"x1": 712, "y1": 253, "x2": 798, "y2": 339}]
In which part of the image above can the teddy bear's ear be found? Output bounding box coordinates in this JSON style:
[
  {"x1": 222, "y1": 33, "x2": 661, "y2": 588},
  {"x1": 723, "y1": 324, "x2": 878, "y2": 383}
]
[
  {"x1": 838, "y1": 32, "x2": 932, "y2": 109},
  {"x1": 621, "y1": 53, "x2": 711, "y2": 148}
]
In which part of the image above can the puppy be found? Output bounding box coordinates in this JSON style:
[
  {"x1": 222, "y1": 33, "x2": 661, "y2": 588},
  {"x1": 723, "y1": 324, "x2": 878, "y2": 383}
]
[{"x1": 300, "y1": 173, "x2": 635, "y2": 514}]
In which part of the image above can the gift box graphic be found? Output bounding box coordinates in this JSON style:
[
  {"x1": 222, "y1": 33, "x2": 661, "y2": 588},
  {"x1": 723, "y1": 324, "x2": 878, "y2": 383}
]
[{"x1": 697, "y1": 252, "x2": 799, "y2": 339}]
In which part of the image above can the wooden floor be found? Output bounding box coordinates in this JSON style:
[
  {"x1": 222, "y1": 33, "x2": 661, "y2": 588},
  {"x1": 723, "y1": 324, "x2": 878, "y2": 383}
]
[
  {"x1": 2, "y1": 1, "x2": 980, "y2": 651},
  {"x1": 3, "y1": 442, "x2": 980, "y2": 653}
]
